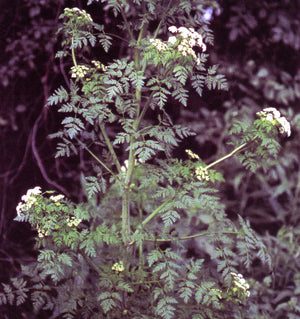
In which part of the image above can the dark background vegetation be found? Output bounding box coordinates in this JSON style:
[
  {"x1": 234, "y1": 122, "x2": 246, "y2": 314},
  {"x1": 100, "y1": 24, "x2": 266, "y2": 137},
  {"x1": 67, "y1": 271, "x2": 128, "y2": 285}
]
[{"x1": 0, "y1": 0, "x2": 299, "y2": 317}]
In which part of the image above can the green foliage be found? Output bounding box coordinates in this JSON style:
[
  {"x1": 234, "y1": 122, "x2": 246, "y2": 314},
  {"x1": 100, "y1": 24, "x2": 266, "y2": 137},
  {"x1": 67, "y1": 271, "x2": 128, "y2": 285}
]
[{"x1": 2, "y1": 1, "x2": 297, "y2": 319}]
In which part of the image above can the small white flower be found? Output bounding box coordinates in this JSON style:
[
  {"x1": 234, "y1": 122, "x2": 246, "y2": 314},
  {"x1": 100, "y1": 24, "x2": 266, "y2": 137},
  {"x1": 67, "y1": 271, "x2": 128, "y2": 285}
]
[
  {"x1": 27, "y1": 186, "x2": 42, "y2": 196},
  {"x1": 263, "y1": 107, "x2": 281, "y2": 119},
  {"x1": 257, "y1": 107, "x2": 291, "y2": 137},
  {"x1": 112, "y1": 261, "x2": 124, "y2": 272},
  {"x1": 185, "y1": 149, "x2": 200, "y2": 160},
  {"x1": 149, "y1": 38, "x2": 167, "y2": 51},
  {"x1": 178, "y1": 27, "x2": 190, "y2": 38},
  {"x1": 189, "y1": 38, "x2": 196, "y2": 47},
  {"x1": 16, "y1": 202, "x2": 25, "y2": 216},
  {"x1": 265, "y1": 113, "x2": 274, "y2": 122},
  {"x1": 178, "y1": 44, "x2": 185, "y2": 52},
  {"x1": 277, "y1": 116, "x2": 291, "y2": 137},
  {"x1": 195, "y1": 166, "x2": 210, "y2": 181},
  {"x1": 16, "y1": 186, "x2": 42, "y2": 216},
  {"x1": 230, "y1": 272, "x2": 251, "y2": 296},
  {"x1": 67, "y1": 216, "x2": 82, "y2": 227},
  {"x1": 168, "y1": 26, "x2": 178, "y2": 33},
  {"x1": 50, "y1": 194, "x2": 65, "y2": 202},
  {"x1": 21, "y1": 186, "x2": 42, "y2": 202},
  {"x1": 121, "y1": 160, "x2": 129, "y2": 172},
  {"x1": 168, "y1": 36, "x2": 177, "y2": 45}
]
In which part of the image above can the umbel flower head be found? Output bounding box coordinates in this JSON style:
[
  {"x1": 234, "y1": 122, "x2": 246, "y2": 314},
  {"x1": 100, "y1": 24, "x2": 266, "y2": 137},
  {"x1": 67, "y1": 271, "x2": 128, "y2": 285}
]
[
  {"x1": 112, "y1": 261, "x2": 124, "y2": 273},
  {"x1": 230, "y1": 272, "x2": 251, "y2": 298},
  {"x1": 149, "y1": 26, "x2": 206, "y2": 65},
  {"x1": 71, "y1": 65, "x2": 90, "y2": 79},
  {"x1": 257, "y1": 107, "x2": 291, "y2": 137},
  {"x1": 63, "y1": 7, "x2": 93, "y2": 24},
  {"x1": 16, "y1": 186, "x2": 42, "y2": 216},
  {"x1": 168, "y1": 26, "x2": 206, "y2": 65},
  {"x1": 149, "y1": 38, "x2": 168, "y2": 52}
]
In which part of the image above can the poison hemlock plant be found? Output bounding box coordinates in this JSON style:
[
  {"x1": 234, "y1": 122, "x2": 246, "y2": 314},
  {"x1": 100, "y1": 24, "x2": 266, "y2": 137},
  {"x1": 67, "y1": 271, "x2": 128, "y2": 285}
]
[{"x1": 1, "y1": 2, "x2": 292, "y2": 318}]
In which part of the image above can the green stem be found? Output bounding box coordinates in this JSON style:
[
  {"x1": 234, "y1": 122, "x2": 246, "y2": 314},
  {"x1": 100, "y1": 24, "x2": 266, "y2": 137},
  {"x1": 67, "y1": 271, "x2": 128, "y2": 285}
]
[
  {"x1": 80, "y1": 250, "x2": 102, "y2": 275},
  {"x1": 138, "y1": 241, "x2": 144, "y2": 271},
  {"x1": 120, "y1": 0, "x2": 173, "y2": 244},
  {"x1": 139, "y1": 0, "x2": 173, "y2": 77},
  {"x1": 206, "y1": 137, "x2": 258, "y2": 170},
  {"x1": 144, "y1": 230, "x2": 239, "y2": 242},
  {"x1": 141, "y1": 199, "x2": 171, "y2": 228},
  {"x1": 135, "y1": 20, "x2": 149, "y2": 113},
  {"x1": 99, "y1": 121, "x2": 122, "y2": 173},
  {"x1": 120, "y1": 7, "x2": 134, "y2": 42},
  {"x1": 153, "y1": 0, "x2": 173, "y2": 39},
  {"x1": 292, "y1": 168, "x2": 300, "y2": 217},
  {"x1": 76, "y1": 139, "x2": 119, "y2": 180},
  {"x1": 106, "y1": 32, "x2": 130, "y2": 44},
  {"x1": 131, "y1": 279, "x2": 161, "y2": 285},
  {"x1": 136, "y1": 91, "x2": 155, "y2": 126},
  {"x1": 122, "y1": 142, "x2": 134, "y2": 243},
  {"x1": 129, "y1": 198, "x2": 173, "y2": 245},
  {"x1": 121, "y1": 18, "x2": 151, "y2": 243},
  {"x1": 71, "y1": 37, "x2": 78, "y2": 67}
]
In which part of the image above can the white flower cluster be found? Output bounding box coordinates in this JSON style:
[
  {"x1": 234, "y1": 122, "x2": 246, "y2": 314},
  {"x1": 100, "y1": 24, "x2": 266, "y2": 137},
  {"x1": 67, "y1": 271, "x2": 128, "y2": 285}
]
[
  {"x1": 50, "y1": 194, "x2": 65, "y2": 202},
  {"x1": 16, "y1": 186, "x2": 42, "y2": 216},
  {"x1": 195, "y1": 166, "x2": 210, "y2": 182},
  {"x1": 257, "y1": 107, "x2": 291, "y2": 137},
  {"x1": 231, "y1": 272, "x2": 250, "y2": 297},
  {"x1": 71, "y1": 65, "x2": 89, "y2": 79},
  {"x1": 64, "y1": 7, "x2": 93, "y2": 23},
  {"x1": 149, "y1": 26, "x2": 206, "y2": 65},
  {"x1": 149, "y1": 38, "x2": 168, "y2": 52},
  {"x1": 185, "y1": 149, "x2": 200, "y2": 160},
  {"x1": 168, "y1": 26, "x2": 206, "y2": 65},
  {"x1": 91, "y1": 60, "x2": 107, "y2": 71},
  {"x1": 112, "y1": 261, "x2": 124, "y2": 273},
  {"x1": 37, "y1": 225, "x2": 48, "y2": 238},
  {"x1": 67, "y1": 216, "x2": 82, "y2": 227}
]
